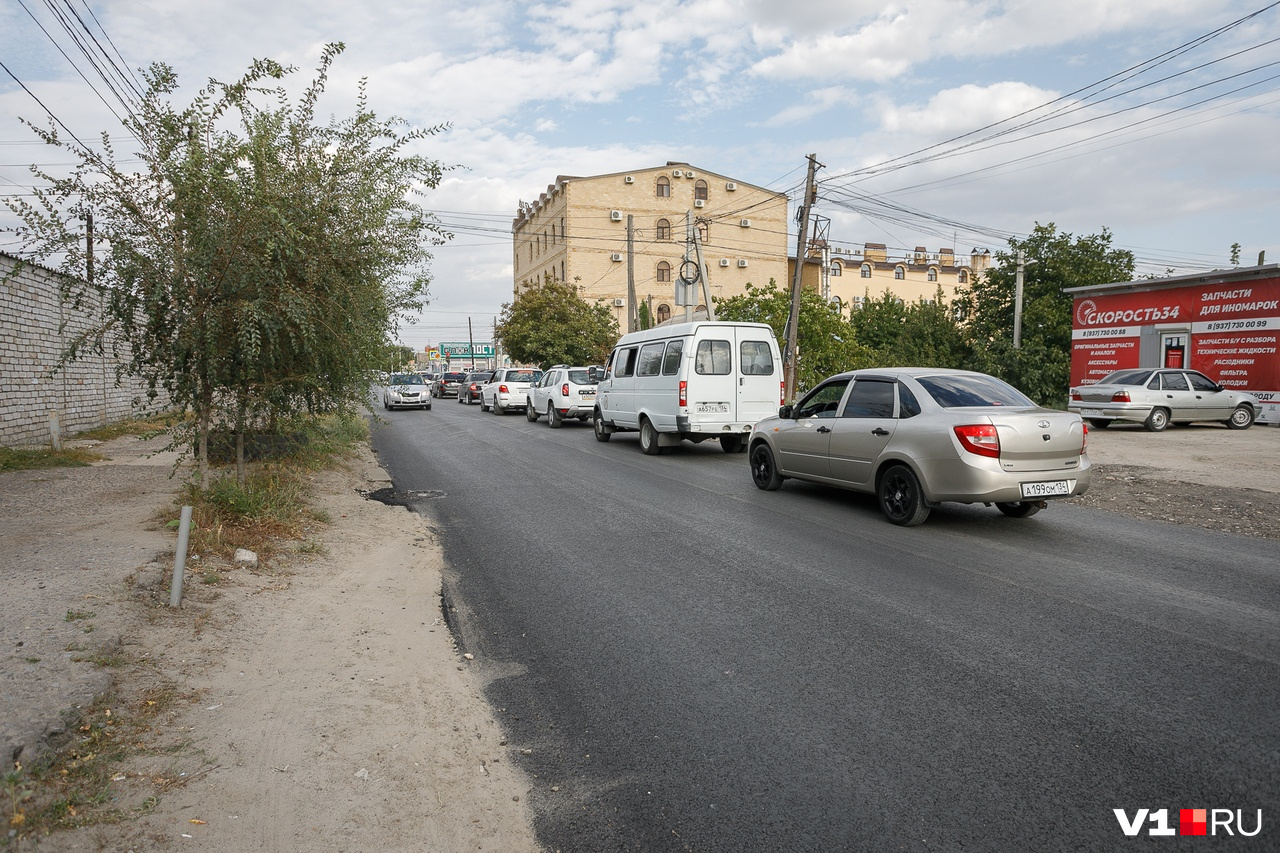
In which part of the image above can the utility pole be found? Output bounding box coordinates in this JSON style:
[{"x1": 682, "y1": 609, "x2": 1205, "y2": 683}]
[
  {"x1": 783, "y1": 153, "x2": 821, "y2": 403},
  {"x1": 467, "y1": 317, "x2": 477, "y2": 370},
  {"x1": 626, "y1": 215, "x2": 637, "y2": 333},
  {"x1": 1013, "y1": 250, "x2": 1025, "y2": 349},
  {"x1": 691, "y1": 223, "x2": 716, "y2": 320}
]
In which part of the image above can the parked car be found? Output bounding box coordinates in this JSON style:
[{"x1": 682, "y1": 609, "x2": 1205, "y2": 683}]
[
  {"x1": 527, "y1": 365, "x2": 600, "y2": 427},
  {"x1": 480, "y1": 368, "x2": 542, "y2": 415},
  {"x1": 434, "y1": 371, "x2": 467, "y2": 398},
  {"x1": 1068, "y1": 368, "x2": 1258, "y2": 431},
  {"x1": 382, "y1": 373, "x2": 432, "y2": 411},
  {"x1": 748, "y1": 368, "x2": 1091, "y2": 526},
  {"x1": 458, "y1": 371, "x2": 495, "y2": 405},
  {"x1": 594, "y1": 321, "x2": 783, "y2": 454}
]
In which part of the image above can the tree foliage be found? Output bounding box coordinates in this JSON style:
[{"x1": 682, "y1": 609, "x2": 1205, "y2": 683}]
[
  {"x1": 714, "y1": 280, "x2": 873, "y2": 394},
  {"x1": 495, "y1": 275, "x2": 619, "y2": 368},
  {"x1": 956, "y1": 223, "x2": 1133, "y2": 405},
  {"x1": 849, "y1": 289, "x2": 972, "y2": 368},
  {"x1": 5, "y1": 44, "x2": 451, "y2": 484}
]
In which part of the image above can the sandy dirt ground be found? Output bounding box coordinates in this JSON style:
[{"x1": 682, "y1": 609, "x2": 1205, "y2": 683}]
[
  {"x1": 4, "y1": 421, "x2": 1276, "y2": 852},
  {"x1": 4, "y1": 436, "x2": 537, "y2": 852}
]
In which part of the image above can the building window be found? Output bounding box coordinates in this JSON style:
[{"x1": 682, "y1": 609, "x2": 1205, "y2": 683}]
[
  {"x1": 861, "y1": 264, "x2": 872, "y2": 278},
  {"x1": 927, "y1": 267, "x2": 938, "y2": 282},
  {"x1": 657, "y1": 304, "x2": 671, "y2": 323},
  {"x1": 656, "y1": 176, "x2": 671, "y2": 198},
  {"x1": 831, "y1": 261, "x2": 842, "y2": 277},
  {"x1": 958, "y1": 270, "x2": 969, "y2": 284},
  {"x1": 656, "y1": 218, "x2": 671, "y2": 241},
  {"x1": 560, "y1": 261, "x2": 565, "y2": 282},
  {"x1": 894, "y1": 266, "x2": 905, "y2": 280},
  {"x1": 657, "y1": 261, "x2": 672, "y2": 283},
  {"x1": 694, "y1": 179, "x2": 708, "y2": 201}
]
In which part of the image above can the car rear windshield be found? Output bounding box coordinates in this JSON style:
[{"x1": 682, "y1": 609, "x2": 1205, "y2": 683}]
[
  {"x1": 443, "y1": 373, "x2": 466, "y2": 381},
  {"x1": 566, "y1": 370, "x2": 595, "y2": 385},
  {"x1": 1097, "y1": 369, "x2": 1154, "y2": 386},
  {"x1": 507, "y1": 370, "x2": 539, "y2": 382},
  {"x1": 916, "y1": 374, "x2": 1034, "y2": 408}
]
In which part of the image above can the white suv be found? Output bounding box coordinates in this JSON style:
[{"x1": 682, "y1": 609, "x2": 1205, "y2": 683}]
[
  {"x1": 526, "y1": 366, "x2": 602, "y2": 428},
  {"x1": 480, "y1": 368, "x2": 542, "y2": 415}
]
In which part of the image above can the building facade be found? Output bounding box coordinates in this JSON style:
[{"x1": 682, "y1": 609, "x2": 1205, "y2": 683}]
[
  {"x1": 790, "y1": 242, "x2": 991, "y2": 315},
  {"x1": 512, "y1": 163, "x2": 789, "y2": 326}
]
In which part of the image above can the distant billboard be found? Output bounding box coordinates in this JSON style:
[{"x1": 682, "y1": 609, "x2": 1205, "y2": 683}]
[{"x1": 439, "y1": 341, "x2": 495, "y2": 357}]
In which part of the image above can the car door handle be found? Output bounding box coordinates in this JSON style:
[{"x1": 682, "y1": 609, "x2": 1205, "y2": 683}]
[
  {"x1": 871, "y1": 428, "x2": 890, "y2": 436},
  {"x1": 817, "y1": 426, "x2": 831, "y2": 433}
]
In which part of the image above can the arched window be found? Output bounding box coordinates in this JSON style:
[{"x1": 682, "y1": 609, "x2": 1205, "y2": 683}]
[
  {"x1": 694, "y1": 180, "x2": 708, "y2": 201},
  {"x1": 657, "y1": 304, "x2": 671, "y2": 322},
  {"x1": 657, "y1": 261, "x2": 672, "y2": 283},
  {"x1": 894, "y1": 266, "x2": 906, "y2": 280},
  {"x1": 830, "y1": 261, "x2": 842, "y2": 277},
  {"x1": 861, "y1": 264, "x2": 872, "y2": 278},
  {"x1": 927, "y1": 267, "x2": 938, "y2": 282},
  {"x1": 656, "y1": 176, "x2": 671, "y2": 198},
  {"x1": 560, "y1": 261, "x2": 565, "y2": 282},
  {"x1": 958, "y1": 269, "x2": 969, "y2": 284},
  {"x1": 656, "y1": 218, "x2": 671, "y2": 241}
]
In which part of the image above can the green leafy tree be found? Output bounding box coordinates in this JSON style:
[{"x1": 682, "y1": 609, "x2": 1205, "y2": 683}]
[
  {"x1": 495, "y1": 275, "x2": 619, "y2": 367},
  {"x1": 637, "y1": 301, "x2": 654, "y2": 331},
  {"x1": 714, "y1": 280, "x2": 873, "y2": 395},
  {"x1": 956, "y1": 223, "x2": 1134, "y2": 406},
  {"x1": 6, "y1": 44, "x2": 449, "y2": 485}
]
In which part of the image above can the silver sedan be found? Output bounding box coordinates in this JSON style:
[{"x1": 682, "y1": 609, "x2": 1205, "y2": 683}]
[
  {"x1": 1069, "y1": 368, "x2": 1258, "y2": 432},
  {"x1": 748, "y1": 368, "x2": 1091, "y2": 526}
]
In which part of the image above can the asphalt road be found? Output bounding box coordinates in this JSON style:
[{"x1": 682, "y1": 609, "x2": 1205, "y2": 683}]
[{"x1": 370, "y1": 400, "x2": 1279, "y2": 852}]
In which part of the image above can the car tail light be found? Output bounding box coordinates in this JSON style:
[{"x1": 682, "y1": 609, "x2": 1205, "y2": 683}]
[
  {"x1": 1111, "y1": 390, "x2": 1131, "y2": 402},
  {"x1": 1082, "y1": 422, "x2": 1089, "y2": 453},
  {"x1": 679, "y1": 380, "x2": 687, "y2": 407},
  {"x1": 780, "y1": 381, "x2": 785, "y2": 406},
  {"x1": 954, "y1": 424, "x2": 1000, "y2": 458},
  {"x1": 561, "y1": 383, "x2": 569, "y2": 396},
  {"x1": 499, "y1": 384, "x2": 509, "y2": 393},
  {"x1": 1070, "y1": 390, "x2": 1083, "y2": 401}
]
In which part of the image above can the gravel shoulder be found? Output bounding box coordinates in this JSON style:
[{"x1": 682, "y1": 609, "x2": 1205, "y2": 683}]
[{"x1": 3, "y1": 421, "x2": 1276, "y2": 849}]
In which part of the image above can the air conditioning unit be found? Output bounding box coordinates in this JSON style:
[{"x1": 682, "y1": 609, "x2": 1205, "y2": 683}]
[
  {"x1": 685, "y1": 171, "x2": 696, "y2": 178},
  {"x1": 610, "y1": 252, "x2": 623, "y2": 262},
  {"x1": 610, "y1": 210, "x2": 623, "y2": 221},
  {"x1": 725, "y1": 182, "x2": 737, "y2": 191},
  {"x1": 719, "y1": 258, "x2": 730, "y2": 267},
  {"x1": 624, "y1": 175, "x2": 634, "y2": 184},
  {"x1": 740, "y1": 219, "x2": 751, "y2": 228},
  {"x1": 672, "y1": 169, "x2": 683, "y2": 177},
  {"x1": 693, "y1": 199, "x2": 705, "y2": 208},
  {"x1": 612, "y1": 298, "x2": 625, "y2": 307},
  {"x1": 737, "y1": 259, "x2": 749, "y2": 268}
]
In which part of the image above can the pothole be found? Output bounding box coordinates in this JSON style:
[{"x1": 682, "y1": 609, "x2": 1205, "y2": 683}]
[{"x1": 359, "y1": 488, "x2": 446, "y2": 507}]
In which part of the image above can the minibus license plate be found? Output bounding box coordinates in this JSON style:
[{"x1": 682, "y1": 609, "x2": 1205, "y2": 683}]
[{"x1": 696, "y1": 403, "x2": 730, "y2": 414}]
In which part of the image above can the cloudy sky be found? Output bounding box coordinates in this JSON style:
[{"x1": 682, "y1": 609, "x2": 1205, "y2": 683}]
[{"x1": 2, "y1": 0, "x2": 1277, "y2": 350}]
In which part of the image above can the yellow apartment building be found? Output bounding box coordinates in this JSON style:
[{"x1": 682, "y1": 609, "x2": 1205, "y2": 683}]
[
  {"x1": 791, "y1": 242, "x2": 992, "y2": 315},
  {"x1": 512, "y1": 162, "x2": 790, "y2": 326}
]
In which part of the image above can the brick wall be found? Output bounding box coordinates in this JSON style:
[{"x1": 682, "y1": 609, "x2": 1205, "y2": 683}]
[{"x1": 1, "y1": 253, "x2": 153, "y2": 447}]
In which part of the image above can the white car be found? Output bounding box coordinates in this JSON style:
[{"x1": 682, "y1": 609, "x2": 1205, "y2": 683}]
[
  {"x1": 383, "y1": 373, "x2": 432, "y2": 410},
  {"x1": 480, "y1": 368, "x2": 542, "y2": 415},
  {"x1": 526, "y1": 365, "x2": 602, "y2": 427}
]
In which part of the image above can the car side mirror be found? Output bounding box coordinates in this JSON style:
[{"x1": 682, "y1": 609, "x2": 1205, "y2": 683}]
[{"x1": 778, "y1": 404, "x2": 794, "y2": 419}]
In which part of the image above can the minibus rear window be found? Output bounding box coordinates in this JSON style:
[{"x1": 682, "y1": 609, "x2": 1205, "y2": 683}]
[{"x1": 694, "y1": 340, "x2": 731, "y2": 375}]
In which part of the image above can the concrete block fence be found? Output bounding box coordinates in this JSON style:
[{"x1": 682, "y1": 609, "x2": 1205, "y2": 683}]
[{"x1": 1, "y1": 253, "x2": 152, "y2": 447}]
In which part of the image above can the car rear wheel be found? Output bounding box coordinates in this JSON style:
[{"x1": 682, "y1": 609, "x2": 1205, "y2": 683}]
[
  {"x1": 494, "y1": 399, "x2": 505, "y2": 415},
  {"x1": 749, "y1": 443, "x2": 783, "y2": 491},
  {"x1": 593, "y1": 410, "x2": 612, "y2": 442},
  {"x1": 1227, "y1": 404, "x2": 1255, "y2": 430},
  {"x1": 719, "y1": 435, "x2": 743, "y2": 453},
  {"x1": 1087, "y1": 418, "x2": 1110, "y2": 429},
  {"x1": 996, "y1": 501, "x2": 1041, "y2": 518},
  {"x1": 547, "y1": 403, "x2": 562, "y2": 429},
  {"x1": 878, "y1": 464, "x2": 931, "y2": 526},
  {"x1": 1143, "y1": 407, "x2": 1169, "y2": 432},
  {"x1": 639, "y1": 417, "x2": 662, "y2": 455},
  {"x1": 526, "y1": 401, "x2": 539, "y2": 422}
]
